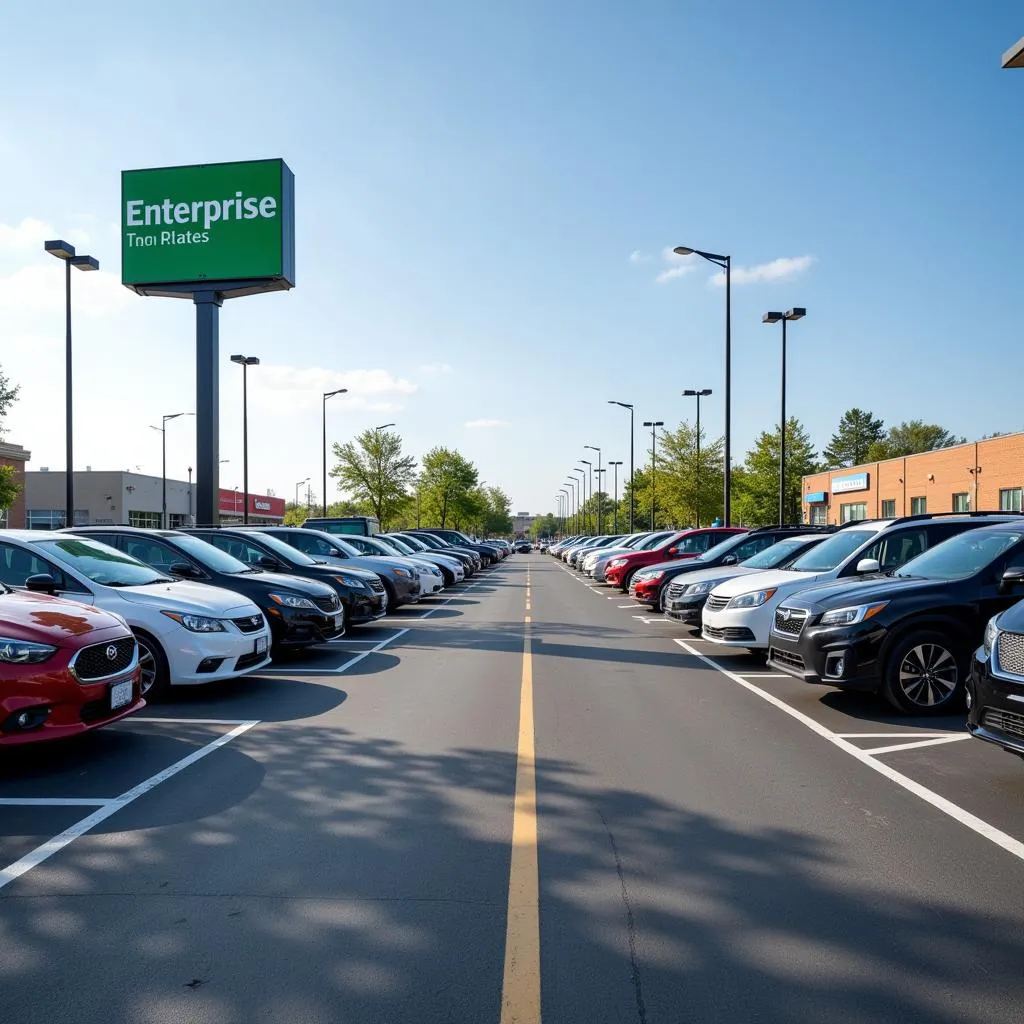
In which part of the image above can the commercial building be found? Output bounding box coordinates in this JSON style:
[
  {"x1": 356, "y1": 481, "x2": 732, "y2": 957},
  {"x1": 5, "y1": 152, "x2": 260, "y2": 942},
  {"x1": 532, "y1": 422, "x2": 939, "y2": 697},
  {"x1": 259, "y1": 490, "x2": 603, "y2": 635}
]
[
  {"x1": 512, "y1": 513, "x2": 535, "y2": 535},
  {"x1": 0, "y1": 442, "x2": 31, "y2": 528},
  {"x1": 801, "y1": 432, "x2": 1024, "y2": 526},
  {"x1": 23, "y1": 470, "x2": 285, "y2": 529}
]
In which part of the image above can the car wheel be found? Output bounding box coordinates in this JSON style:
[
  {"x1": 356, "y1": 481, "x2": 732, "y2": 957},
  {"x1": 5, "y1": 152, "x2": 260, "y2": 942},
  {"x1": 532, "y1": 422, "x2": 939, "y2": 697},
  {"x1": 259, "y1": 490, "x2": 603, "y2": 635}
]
[
  {"x1": 621, "y1": 569, "x2": 637, "y2": 593},
  {"x1": 383, "y1": 580, "x2": 402, "y2": 611},
  {"x1": 881, "y1": 629, "x2": 967, "y2": 715},
  {"x1": 134, "y1": 630, "x2": 171, "y2": 701}
]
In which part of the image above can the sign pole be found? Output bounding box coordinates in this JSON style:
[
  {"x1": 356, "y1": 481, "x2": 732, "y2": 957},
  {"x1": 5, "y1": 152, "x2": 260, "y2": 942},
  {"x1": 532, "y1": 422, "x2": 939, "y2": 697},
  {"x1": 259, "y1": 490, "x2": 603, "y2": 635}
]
[{"x1": 194, "y1": 291, "x2": 222, "y2": 527}]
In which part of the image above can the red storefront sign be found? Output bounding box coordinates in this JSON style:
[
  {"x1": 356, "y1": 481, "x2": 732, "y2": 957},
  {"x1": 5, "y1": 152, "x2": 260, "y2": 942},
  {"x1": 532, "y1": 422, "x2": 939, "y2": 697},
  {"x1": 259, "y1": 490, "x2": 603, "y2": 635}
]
[{"x1": 217, "y1": 489, "x2": 286, "y2": 518}]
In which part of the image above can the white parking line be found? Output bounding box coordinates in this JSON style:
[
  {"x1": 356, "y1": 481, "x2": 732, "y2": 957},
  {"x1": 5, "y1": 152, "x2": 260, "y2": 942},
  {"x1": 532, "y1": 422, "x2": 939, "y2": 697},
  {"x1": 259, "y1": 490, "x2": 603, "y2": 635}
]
[
  {"x1": 260, "y1": 628, "x2": 410, "y2": 676},
  {"x1": 0, "y1": 720, "x2": 258, "y2": 892},
  {"x1": 617, "y1": 604, "x2": 635, "y2": 608},
  {"x1": 739, "y1": 673, "x2": 785, "y2": 678},
  {"x1": 836, "y1": 732, "x2": 961, "y2": 739},
  {"x1": 0, "y1": 798, "x2": 112, "y2": 807},
  {"x1": 132, "y1": 717, "x2": 254, "y2": 726},
  {"x1": 673, "y1": 638, "x2": 1024, "y2": 864},
  {"x1": 864, "y1": 735, "x2": 972, "y2": 756}
]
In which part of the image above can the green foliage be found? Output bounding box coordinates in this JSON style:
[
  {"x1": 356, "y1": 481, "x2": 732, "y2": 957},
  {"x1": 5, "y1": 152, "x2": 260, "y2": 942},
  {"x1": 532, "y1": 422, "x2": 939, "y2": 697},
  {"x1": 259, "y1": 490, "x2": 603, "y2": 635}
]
[
  {"x1": 0, "y1": 465, "x2": 19, "y2": 513},
  {"x1": 530, "y1": 513, "x2": 559, "y2": 539},
  {"x1": 0, "y1": 367, "x2": 18, "y2": 441},
  {"x1": 330, "y1": 429, "x2": 417, "y2": 531},
  {"x1": 283, "y1": 498, "x2": 361, "y2": 526},
  {"x1": 822, "y1": 408, "x2": 885, "y2": 468},
  {"x1": 865, "y1": 420, "x2": 965, "y2": 461},
  {"x1": 656, "y1": 422, "x2": 725, "y2": 528},
  {"x1": 732, "y1": 417, "x2": 819, "y2": 526},
  {"x1": 418, "y1": 447, "x2": 480, "y2": 528}
]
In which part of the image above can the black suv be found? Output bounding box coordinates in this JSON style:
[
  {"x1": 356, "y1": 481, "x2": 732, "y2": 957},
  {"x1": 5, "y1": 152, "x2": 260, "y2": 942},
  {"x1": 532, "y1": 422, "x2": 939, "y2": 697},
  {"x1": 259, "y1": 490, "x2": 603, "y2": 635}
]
[
  {"x1": 969, "y1": 590, "x2": 1024, "y2": 760},
  {"x1": 411, "y1": 529, "x2": 500, "y2": 566},
  {"x1": 404, "y1": 531, "x2": 483, "y2": 571},
  {"x1": 632, "y1": 525, "x2": 834, "y2": 611},
  {"x1": 186, "y1": 528, "x2": 387, "y2": 625},
  {"x1": 768, "y1": 517, "x2": 1024, "y2": 714},
  {"x1": 65, "y1": 526, "x2": 346, "y2": 652}
]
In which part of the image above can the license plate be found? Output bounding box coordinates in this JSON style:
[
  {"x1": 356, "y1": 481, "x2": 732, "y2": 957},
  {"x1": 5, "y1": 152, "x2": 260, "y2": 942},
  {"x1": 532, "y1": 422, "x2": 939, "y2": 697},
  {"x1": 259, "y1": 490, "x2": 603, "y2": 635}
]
[
  {"x1": 255, "y1": 635, "x2": 268, "y2": 655},
  {"x1": 110, "y1": 680, "x2": 133, "y2": 709},
  {"x1": 332, "y1": 613, "x2": 343, "y2": 630}
]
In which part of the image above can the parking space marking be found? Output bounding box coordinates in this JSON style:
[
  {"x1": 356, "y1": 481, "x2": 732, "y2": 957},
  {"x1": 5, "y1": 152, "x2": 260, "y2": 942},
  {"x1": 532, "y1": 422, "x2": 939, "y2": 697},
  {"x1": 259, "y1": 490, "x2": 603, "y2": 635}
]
[
  {"x1": 737, "y1": 673, "x2": 785, "y2": 678},
  {"x1": 673, "y1": 638, "x2": 1024, "y2": 864},
  {"x1": 617, "y1": 604, "x2": 635, "y2": 608},
  {"x1": 133, "y1": 717, "x2": 255, "y2": 726},
  {"x1": 259, "y1": 627, "x2": 410, "y2": 676},
  {"x1": 0, "y1": 720, "x2": 258, "y2": 892},
  {"x1": 864, "y1": 735, "x2": 972, "y2": 756},
  {"x1": 0, "y1": 797, "x2": 112, "y2": 807},
  {"x1": 836, "y1": 732, "x2": 960, "y2": 739}
]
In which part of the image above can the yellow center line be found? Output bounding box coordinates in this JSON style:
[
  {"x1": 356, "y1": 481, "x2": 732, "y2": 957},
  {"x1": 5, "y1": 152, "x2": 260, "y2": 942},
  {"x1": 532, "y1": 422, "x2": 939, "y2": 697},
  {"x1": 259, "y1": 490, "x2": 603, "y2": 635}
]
[{"x1": 501, "y1": 567, "x2": 541, "y2": 1023}]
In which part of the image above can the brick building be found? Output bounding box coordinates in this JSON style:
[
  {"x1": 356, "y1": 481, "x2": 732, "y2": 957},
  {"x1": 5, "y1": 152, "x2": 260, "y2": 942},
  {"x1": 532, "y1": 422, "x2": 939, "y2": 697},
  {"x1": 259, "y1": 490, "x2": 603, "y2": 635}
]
[
  {"x1": 801, "y1": 433, "x2": 1024, "y2": 526},
  {"x1": 0, "y1": 441, "x2": 31, "y2": 528}
]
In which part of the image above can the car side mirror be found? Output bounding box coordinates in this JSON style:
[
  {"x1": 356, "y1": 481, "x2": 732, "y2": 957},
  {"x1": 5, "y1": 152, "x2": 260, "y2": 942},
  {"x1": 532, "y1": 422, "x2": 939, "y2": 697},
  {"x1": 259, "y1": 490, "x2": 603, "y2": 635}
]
[
  {"x1": 856, "y1": 558, "x2": 880, "y2": 574},
  {"x1": 999, "y1": 566, "x2": 1024, "y2": 594},
  {"x1": 25, "y1": 573, "x2": 59, "y2": 595},
  {"x1": 721, "y1": 554, "x2": 738, "y2": 566},
  {"x1": 258, "y1": 556, "x2": 280, "y2": 570},
  {"x1": 169, "y1": 561, "x2": 202, "y2": 580},
  {"x1": 666, "y1": 546, "x2": 679, "y2": 557}
]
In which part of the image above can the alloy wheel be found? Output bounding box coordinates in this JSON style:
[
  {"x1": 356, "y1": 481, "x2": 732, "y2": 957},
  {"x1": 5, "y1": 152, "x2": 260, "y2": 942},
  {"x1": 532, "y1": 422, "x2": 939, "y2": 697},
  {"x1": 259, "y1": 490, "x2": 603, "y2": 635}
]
[
  {"x1": 898, "y1": 643, "x2": 958, "y2": 707},
  {"x1": 137, "y1": 639, "x2": 158, "y2": 696}
]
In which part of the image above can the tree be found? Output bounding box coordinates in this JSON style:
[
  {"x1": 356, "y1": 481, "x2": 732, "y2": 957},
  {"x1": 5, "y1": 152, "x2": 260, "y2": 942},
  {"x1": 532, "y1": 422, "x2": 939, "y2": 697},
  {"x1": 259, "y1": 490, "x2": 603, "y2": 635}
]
[
  {"x1": 530, "y1": 513, "x2": 559, "y2": 539},
  {"x1": 0, "y1": 367, "x2": 19, "y2": 440},
  {"x1": 0, "y1": 367, "x2": 20, "y2": 515},
  {"x1": 732, "y1": 417, "x2": 819, "y2": 526},
  {"x1": 822, "y1": 408, "x2": 885, "y2": 468},
  {"x1": 866, "y1": 420, "x2": 965, "y2": 461},
  {"x1": 657, "y1": 422, "x2": 725, "y2": 528},
  {"x1": 330, "y1": 428, "x2": 417, "y2": 531},
  {"x1": 418, "y1": 447, "x2": 480, "y2": 527},
  {"x1": 283, "y1": 498, "x2": 360, "y2": 525}
]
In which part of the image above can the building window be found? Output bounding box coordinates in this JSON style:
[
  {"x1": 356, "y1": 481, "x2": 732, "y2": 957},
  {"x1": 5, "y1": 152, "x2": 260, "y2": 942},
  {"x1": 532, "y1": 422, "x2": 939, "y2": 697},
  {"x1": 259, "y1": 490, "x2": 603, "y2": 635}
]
[
  {"x1": 128, "y1": 510, "x2": 162, "y2": 528},
  {"x1": 881, "y1": 499, "x2": 896, "y2": 518},
  {"x1": 0, "y1": 508, "x2": 7, "y2": 528},
  {"x1": 809, "y1": 505, "x2": 827, "y2": 526},
  {"x1": 910, "y1": 496, "x2": 927, "y2": 515},
  {"x1": 952, "y1": 492, "x2": 970, "y2": 513},
  {"x1": 73, "y1": 509, "x2": 89, "y2": 527},
  {"x1": 1000, "y1": 488, "x2": 1022, "y2": 512},
  {"x1": 27, "y1": 509, "x2": 65, "y2": 530},
  {"x1": 168, "y1": 513, "x2": 190, "y2": 529},
  {"x1": 840, "y1": 502, "x2": 867, "y2": 523}
]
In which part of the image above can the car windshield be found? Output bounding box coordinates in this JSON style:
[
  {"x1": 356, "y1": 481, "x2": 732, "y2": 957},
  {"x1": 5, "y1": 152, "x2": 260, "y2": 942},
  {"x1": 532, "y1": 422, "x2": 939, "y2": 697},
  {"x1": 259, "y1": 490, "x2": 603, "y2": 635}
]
[
  {"x1": 247, "y1": 532, "x2": 318, "y2": 566},
  {"x1": 394, "y1": 535, "x2": 429, "y2": 552},
  {"x1": 637, "y1": 533, "x2": 673, "y2": 551},
  {"x1": 787, "y1": 530, "x2": 877, "y2": 572},
  {"x1": 322, "y1": 536, "x2": 361, "y2": 557},
  {"x1": 742, "y1": 537, "x2": 819, "y2": 570},
  {"x1": 371, "y1": 538, "x2": 406, "y2": 556},
  {"x1": 385, "y1": 537, "x2": 416, "y2": 555},
  {"x1": 652, "y1": 533, "x2": 683, "y2": 551},
  {"x1": 171, "y1": 534, "x2": 251, "y2": 574},
  {"x1": 895, "y1": 530, "x2": 1024, "y2": 580},
  {"x1": 35, "y1": 538, "x2": 170, "y2": 587},
  {"x1": 695, "y1": 532, "x2": 749, "y2": 563}
]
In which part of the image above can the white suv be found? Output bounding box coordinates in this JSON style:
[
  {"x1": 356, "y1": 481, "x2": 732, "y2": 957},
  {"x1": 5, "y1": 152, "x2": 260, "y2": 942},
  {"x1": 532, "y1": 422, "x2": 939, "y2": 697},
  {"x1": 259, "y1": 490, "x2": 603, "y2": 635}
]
[{"x1": 0, "y1": 531, "x2": 271, "y2": 697}]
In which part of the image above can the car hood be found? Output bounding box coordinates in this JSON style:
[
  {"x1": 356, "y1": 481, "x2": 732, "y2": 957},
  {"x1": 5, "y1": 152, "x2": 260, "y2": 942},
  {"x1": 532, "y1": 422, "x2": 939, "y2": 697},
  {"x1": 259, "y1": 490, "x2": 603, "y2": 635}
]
[
  {"x1": 303, "y1": 562, "x2": 381, "y2": 583},
  {"x1": 586, "y1": 546, "x2": 635, "y2": 563},
  {"x1": 227, "y1": 570, "x2": 338, "y2": 598},
  {"x1": 668, "y1": 565, "x2": 764, "y2": 588},
  {"x1": 781, "y1": 574, "x2": 928, "y2": 612},
  {"x1": 0, "y1": 589, "x2": 130, "y2": 644},
  {"x1": 636, "y1": 558, "x2": 719, "y2": 577},
  {"x1": 317, "y1": 554, "x2": 413, "y2": 576},
  {"x1": 111, "y1": 579, "x2": 259, "y2": 616},
  {"x1": 709, "y1": 567, "x2": 828, "y2": 597}
]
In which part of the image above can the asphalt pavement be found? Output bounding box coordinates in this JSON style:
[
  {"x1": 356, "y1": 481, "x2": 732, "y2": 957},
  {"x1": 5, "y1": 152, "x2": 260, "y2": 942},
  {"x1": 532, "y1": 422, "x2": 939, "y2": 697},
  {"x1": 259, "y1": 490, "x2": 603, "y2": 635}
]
[{"x1": 3, "y1": 554, "x2": 1024, "y2": 1023}]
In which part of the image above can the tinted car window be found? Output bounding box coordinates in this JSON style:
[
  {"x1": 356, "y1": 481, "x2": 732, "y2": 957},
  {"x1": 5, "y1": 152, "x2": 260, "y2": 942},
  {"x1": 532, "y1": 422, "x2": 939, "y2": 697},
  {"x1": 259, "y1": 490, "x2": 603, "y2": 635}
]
[
  {"x1": 788, "y1": 530, "x2": 878, "y2": 572},
  {"x1": 732, "y1": 535, "x2": 779, "y2": 561},
  {"x1": 858, "y1": 528, "x2": 929, "y2": 572},
  {"x1": 119, "y1": 536, "x2": 184, "y2": 574},
  {"x1": 35, "y1": 538, "x2": 167, "y2": 586},
  {"x1": 741, "y1": 537, "x2": 817, "y2": 569},
  {"x1": 286, "y1": 532, "x2": 337, "y2": 558},
  {"x1": 204, "y1": 535, "x2": 274, "y2": 566},
  {"x1": 895, "y1": 530, "x2": 1024, "y2": 580},
  {"x1": 0, "y1": 543, "x2": 79, "y2": 591},
  {"x1": 172, "y1": 534, "x2": 251, "y2": 574}
]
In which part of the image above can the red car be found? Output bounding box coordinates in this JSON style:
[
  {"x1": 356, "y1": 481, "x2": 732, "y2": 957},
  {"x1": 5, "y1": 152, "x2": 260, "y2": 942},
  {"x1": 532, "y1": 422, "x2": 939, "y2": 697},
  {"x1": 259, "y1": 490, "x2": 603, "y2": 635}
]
[
  {"x1": 604, "y1": 528, "x2": 747, "y2": 592},
  {"x1": 0, "y1": 583, "x2": 144, "y2": 745}
]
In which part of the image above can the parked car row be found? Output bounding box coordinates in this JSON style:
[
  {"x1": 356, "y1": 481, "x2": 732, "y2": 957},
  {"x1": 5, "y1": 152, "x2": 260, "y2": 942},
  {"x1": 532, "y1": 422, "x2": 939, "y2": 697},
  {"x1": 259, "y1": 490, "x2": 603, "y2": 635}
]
[
  {"x1": 552, "y1": 512, "x2": 1024, "y2": 762},
  {"x1": 0, "y1": 523, "x2": 511, "y2": 747}
]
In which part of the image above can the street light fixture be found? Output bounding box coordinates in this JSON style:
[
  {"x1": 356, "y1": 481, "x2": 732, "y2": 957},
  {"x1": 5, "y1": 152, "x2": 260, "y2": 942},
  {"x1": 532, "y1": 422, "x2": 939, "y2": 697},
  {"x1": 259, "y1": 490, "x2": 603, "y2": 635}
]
[
  {"x1": 322, "y1": 388, "x2": 348, "y2": 517},
  {"x1": 296, "y1": 477, "x2": 310, "y2": 508},
  {"x1": 643, "y1": 421, "x2": 665, "y2": 530},
  {"x1": 584, "y1": 445, "x2": 603, "y2": 532},
  {"x1": 682, "y1": 388, "x2": 713, "y2": 526},
  {"x1": 230, "y1": 354, "x2": 260, "y2": 524},
  {"x1": 579, "y1": 460, "x2": 592, "y2": 533},
  {"x1": 375, "y1": 423, "x2": 395, "y2": 432},
  {"x1": 762, "y1": 308, "x2": 806, "y2": 525},
  {"x1": 608, "y1": 401, "x2": 635, "y2": 531},
  {"x1": 608, "y1": 461, "x2": 623, "y2": 532},
  {"x1": 45, "y1": 239, "x2": 99, "y2": 527},
  {"x1": 150, "y1": 413, "x2": 193, "y2": 528},
  {"x1": 674, "y1": 245, "x2": 732, "y2": 525},
  {"x1": 1003, "y1": 36, "x2": 1024, "y2": 68}
]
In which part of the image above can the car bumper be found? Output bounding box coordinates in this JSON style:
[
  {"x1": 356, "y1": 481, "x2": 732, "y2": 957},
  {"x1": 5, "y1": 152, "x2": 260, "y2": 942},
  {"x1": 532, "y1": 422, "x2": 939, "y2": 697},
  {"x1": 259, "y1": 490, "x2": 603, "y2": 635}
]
[
  {"x1": 664, "y1": 593, "x2": 708, "y2": 624},
  {"x1": 272, "y1": 607, "x2": 346, "y2": 648},
  {"x1": 968, "y1": 647, "x2": 1024, "y2": 757},
  {"x1": 629, "y1": 580, "x2": 662, "y2": 605},
  {"x1": 418, "y1": 575, "x2": 444, "y2": 596},
  {"x1": 700, "y1": 606, "x2": 771, "y2": 648},
  {"x1": 387, "y1": 577, "x2": 421, "y2": 606},
  {"x1": 348, "y1": 592, "x2": 389, "y2": 624},
  {"x1": 767, "y1": 622, "x2": 885, "y2": 689}
]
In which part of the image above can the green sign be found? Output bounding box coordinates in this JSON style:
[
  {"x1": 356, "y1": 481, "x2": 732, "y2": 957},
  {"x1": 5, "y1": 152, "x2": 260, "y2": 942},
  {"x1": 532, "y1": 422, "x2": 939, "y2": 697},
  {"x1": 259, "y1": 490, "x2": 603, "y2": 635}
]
[{"x1": 121, "y1": 159, "x2": 294, "y2": 293}]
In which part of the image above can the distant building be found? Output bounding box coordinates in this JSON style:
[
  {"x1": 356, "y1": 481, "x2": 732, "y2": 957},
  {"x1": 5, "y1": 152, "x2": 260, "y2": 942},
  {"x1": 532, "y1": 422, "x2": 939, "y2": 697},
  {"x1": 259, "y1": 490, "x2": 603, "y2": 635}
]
[
  {"x1": 0, "y1": 441, "x2": 31, "y2": 528},
  {"x1": 23, "y1": 470, "x2": 285, "y2": 529},
  {"x1": 512, "y1": 512, "x2": 535, "y2": 535}
]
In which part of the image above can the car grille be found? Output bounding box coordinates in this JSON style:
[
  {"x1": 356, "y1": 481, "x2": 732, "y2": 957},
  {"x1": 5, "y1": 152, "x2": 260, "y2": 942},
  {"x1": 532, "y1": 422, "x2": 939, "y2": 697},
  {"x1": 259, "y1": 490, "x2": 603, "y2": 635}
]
[
  {"x1": 703, "y1": 625, "x2": 756, "y2": 642},
  {"x1": 705, "y1": 595, "x2": 730, "y2": 613},
  {"x1": 314, "y1": 594, "x2": 341, "y2": 613},
  {"x1": 997, "y1": 632, "x2": 1024, "y2": 676},
  {"x1": 368, "y1": 577, "x2": 386, "y2": 593},
  {"x1": 773, "y1": 608, "x2": 808, "y2": 637},
  {"x1": 232, "y1": 614, "x2": 265, "y2": 634},
  {"x1": 72, "y1": 636, "x2": 136, "y2": 682},
  {"x1": 666, "y1": 582, "x2": 686, "y2": 600},
  {"x1": 982, "y1": 707, "x2": 1024, "y2": 740},
  {"x1": 235, "y1": 650, "x2": 267, "y2": 671},
  {"x1": 770, "y1": 647, "x2": 805, "y2": 672}
]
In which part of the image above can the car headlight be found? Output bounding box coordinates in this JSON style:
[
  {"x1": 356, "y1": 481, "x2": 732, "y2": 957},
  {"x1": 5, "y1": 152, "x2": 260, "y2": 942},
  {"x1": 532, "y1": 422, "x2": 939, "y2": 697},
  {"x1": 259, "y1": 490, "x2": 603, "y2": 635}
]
[
  {"x1": 393, "y1": 568, "x2": 412, "y2": 578},
  {"x1": 161, "y1": 611, "x2": 227, "y2": 632},
  {"x1": 684, "y1": 580, "x2": 715, "y2": 596},
  {"x1": 641, "y1": 571, "x2": 664, "y2": 583},
  {"x1": 269, "y1": 593, "x2": 317, "y2": 609},
  {"x1": 818, "y1": 602, "x2": 889, "y2": 627},
  {"x1": 0, "y1": 637, "x2": 57, "y2": 664},
  {"x1": 334, "y1": 575, "x2": 367, "y2": 589},
  {"x1": 727, "y1": 588, "x2": 777, "y2": 610},
  {"x1": 984, "y1": 615, "x2": 1000, "y2": 658},
  {"x1": 608, "y1": 558, "x2": 627, "y2": 569}
]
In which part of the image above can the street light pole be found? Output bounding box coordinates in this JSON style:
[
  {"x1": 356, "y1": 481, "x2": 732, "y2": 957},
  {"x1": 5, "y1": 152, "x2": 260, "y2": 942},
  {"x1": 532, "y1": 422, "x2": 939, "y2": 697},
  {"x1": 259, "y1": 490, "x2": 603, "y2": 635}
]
[
  {"x1": 763, "y1": 308, "x2": 806, "y2": 525},
  {"x1": 150, "y1": 413, "x2": 191, "y2": 529},
  {"x1": 608, "y1": 461, "x2": 623, "y2": 532},
  {"x1": 573, "y1": 470, "x2": 586, "y2": 532},
  {"x1": 682, "y1": 389, "x2": 713, "y2": 526},
  {"x1": 674, "y1": 246, "x2": 732, "y2": 525},
  {"x1": 230, "y1": 355, "x2": 260, "y2": 524},
  {"x1": 45, "y1": 240, "x2": 99, "y2": 527},
  {"x1": 579, "y1": 461, "x2": 592, "y2": 533},
  {"x1": 643, "y1": 421, "x2": 664, "y2": 530},
  {"x1": 594, "y1": 467, "x2": 606, "y2": 532},
  {"x1": 187, "y1": 466, "x2": 193, "y2": 524},
  {"x1": 296, "y1": 478, "x2": 309, "y2": 509},
  {"x1": 584, "y1": 446, "x2": 602, "y2": 532},
  {"x1": 322, "y1": 388, "x2": 348, "y2": 518},
  {"x1": 608, "y1": 401, "x2": 635, "y2": 531}
]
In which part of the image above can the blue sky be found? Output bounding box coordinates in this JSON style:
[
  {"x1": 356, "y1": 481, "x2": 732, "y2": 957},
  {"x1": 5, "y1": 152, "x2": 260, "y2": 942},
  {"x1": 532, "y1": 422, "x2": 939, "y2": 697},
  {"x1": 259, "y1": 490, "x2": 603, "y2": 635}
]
[{"x1": 2, "y1": 1, "x2": 1023, "y2": 515}]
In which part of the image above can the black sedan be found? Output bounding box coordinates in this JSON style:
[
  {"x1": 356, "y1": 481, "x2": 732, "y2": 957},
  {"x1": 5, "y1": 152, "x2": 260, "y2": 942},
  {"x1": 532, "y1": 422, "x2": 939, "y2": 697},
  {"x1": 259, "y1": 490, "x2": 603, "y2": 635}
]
[
  {"x1": 65, "y1": 526, "x2": 345, "y2": 652},
  {"x1": 768, "y1": 522, "x2": 1024, "y2": 714},
  {"x1": 515, "y1": 540, "x2": 532, "y2": 553},
  {"x1": 186, "y1": 528, "x2": 387, "y2": 625}
]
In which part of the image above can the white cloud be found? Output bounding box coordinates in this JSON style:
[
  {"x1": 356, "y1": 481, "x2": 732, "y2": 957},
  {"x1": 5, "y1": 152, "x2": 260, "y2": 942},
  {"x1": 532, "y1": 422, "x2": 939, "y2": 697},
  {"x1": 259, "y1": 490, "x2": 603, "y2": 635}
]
[
  {"x1": 709, "y1": 255, "x2": 814, "y2": 287},
  {"x1": 418, "y1": 361, "x2": 453, "y2": 374},
  {"x1": 0, "y1": 217, "x2": 55, "y2": 251},
  {"x1": 0, "y1": 263, "x2": 134, "y2": 317},
  {"x1": 249, "y1": 364, "x2": 418, "y2": 414},
  {"x1": 654, "y1": 246, "x2": 698, "y2": 284},
  {"x1": 629, "y1": 250, "x2": 651, "y2": 264},
  {"x1": 465, "y1": 418, "x2": 510, "y2": 429}
]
